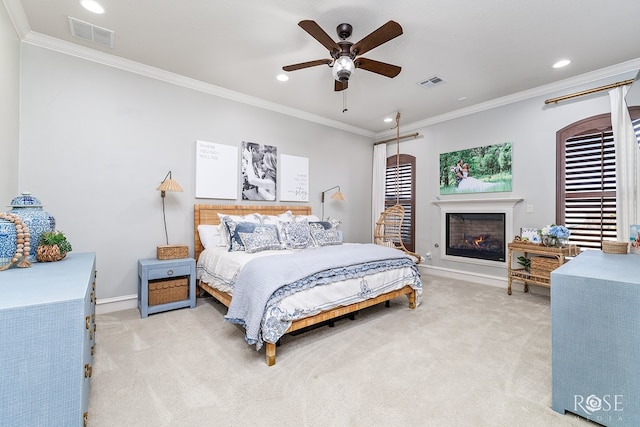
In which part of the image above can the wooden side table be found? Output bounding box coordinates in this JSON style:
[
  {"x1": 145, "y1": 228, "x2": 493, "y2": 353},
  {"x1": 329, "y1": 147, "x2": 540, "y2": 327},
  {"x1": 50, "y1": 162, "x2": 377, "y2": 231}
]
[
  {"x1": 507, "y1": 241, "x2": 579, "y2": 295},
  {"x1": 138, "y1": 257, "x2": 196, "y2": 318}
]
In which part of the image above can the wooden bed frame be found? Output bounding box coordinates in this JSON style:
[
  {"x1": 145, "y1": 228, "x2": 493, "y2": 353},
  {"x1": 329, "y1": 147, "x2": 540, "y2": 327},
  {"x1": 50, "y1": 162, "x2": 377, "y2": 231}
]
[{"x1": 194, "y1": 204, "x2": 417, "y2": 366}]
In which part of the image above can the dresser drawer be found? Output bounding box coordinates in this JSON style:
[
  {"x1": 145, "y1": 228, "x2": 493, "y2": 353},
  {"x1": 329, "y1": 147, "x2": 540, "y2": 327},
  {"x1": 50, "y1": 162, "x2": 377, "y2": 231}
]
[{"x1": 147, "y1": 265, "x2": 191, "y2": 280}]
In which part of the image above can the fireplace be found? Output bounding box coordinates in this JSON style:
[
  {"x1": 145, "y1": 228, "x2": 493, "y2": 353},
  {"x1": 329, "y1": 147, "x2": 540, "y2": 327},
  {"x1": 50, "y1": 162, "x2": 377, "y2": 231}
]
[{"x1": 446, "y1": 212, "x2": 505, "y2": 262}]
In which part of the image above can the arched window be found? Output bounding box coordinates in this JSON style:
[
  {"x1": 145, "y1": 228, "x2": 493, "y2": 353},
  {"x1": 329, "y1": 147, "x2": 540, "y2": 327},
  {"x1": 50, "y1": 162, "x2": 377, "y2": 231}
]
[
  {"x1": 556, "y1": 106, "x2": 640, "y2": 249},
  {"x1": 385, "y1": 154, "x2": 416, "y2": 252}
]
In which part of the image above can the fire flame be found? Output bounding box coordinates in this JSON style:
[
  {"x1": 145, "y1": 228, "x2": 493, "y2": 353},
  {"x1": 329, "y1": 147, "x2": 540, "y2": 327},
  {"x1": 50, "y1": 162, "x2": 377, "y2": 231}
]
[{"x1": 474, "y1": 236, "x2": 484, "y2": 246}]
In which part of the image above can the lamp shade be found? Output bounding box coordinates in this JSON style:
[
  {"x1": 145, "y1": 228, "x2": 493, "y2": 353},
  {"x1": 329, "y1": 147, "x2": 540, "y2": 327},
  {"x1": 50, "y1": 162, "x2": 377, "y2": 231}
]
[
  {"x1": 331, "y1": 190, "x2": 345, "y2": 201},
  {"x1": 156, "y1": 178, "x2": 183, "y2": 193}
]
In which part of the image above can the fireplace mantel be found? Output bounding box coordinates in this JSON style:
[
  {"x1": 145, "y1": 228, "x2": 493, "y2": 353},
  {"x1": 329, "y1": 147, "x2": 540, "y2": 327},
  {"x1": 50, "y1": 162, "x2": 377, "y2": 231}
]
[
  {"x1": 433, "y1": 197, "x2": 523, "y2": 266},
  {"x1": 431, "y1": 198, "x2": 523, "y2": 209}
]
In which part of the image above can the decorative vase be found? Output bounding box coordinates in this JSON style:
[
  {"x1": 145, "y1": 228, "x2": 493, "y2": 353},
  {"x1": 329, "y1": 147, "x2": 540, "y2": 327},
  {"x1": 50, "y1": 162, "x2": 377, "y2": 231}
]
[
  {"x1": 7, "y1": 192, "x2": 56, "y2": 261},
  {"x1": 543, "y1": 236, "x2": 567, "y2": 248},
  {"x1": 0, "y1": 217, "x2": 18, "y2": 264}
]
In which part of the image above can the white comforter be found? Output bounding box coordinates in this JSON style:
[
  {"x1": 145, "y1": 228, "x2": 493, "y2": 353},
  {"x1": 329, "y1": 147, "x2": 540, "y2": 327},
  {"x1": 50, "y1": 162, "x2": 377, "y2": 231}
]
[{"x1": 197, "y1": 243, "x2": 422, "y2": 348}]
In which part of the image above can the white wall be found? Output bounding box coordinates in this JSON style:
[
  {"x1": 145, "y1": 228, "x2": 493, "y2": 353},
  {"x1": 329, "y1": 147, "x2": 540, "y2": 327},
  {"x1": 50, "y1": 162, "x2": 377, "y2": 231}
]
[
  {"x1": 18, "y1": 44, "x2": 373, "y2": 301},
  {"x1": 0, "y1": 3, "x2": 19, "y2": 204},
  {"x1": 401, "y1": 71, "x2": 639, "y2": 280}
]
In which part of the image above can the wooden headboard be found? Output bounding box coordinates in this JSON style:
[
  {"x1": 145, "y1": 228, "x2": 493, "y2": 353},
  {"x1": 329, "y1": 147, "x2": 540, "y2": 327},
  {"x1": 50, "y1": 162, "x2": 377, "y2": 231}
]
[{"x1": 194, "y1": 204, "x2": 312, "y2": 261}]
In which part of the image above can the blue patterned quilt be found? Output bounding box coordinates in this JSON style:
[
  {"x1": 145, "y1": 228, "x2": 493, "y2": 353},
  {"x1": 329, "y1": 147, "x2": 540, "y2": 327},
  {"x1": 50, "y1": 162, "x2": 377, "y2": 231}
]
[{"x1": 224, "y1": 243, "x2": 421, "y2": 349}]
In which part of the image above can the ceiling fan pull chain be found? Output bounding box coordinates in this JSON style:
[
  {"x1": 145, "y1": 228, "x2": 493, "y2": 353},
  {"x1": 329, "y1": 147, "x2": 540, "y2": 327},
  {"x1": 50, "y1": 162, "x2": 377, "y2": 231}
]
[{"x1": 342, "y1": 90, "x2": 348, "y2": 113}]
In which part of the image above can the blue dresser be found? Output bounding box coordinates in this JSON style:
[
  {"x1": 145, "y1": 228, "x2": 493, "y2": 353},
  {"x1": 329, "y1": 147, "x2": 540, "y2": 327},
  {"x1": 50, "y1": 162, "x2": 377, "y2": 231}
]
[
  {"x1": 551, "y1": 250, "x2": 639, "y2": 426},
  {"x1": 0, "y1": 252, "x2": 96, "y2": 426}
]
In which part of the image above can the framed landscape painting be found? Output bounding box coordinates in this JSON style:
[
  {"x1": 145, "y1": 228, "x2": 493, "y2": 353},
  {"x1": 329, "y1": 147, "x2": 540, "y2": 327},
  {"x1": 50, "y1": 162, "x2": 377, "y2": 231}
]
[{"x1": 439, "y1": 142, "x2": 512, "y2": 194}]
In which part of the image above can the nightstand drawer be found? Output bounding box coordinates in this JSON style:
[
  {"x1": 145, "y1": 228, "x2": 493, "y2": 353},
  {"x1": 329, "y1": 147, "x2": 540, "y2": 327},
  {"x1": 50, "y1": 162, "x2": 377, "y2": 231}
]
[{"x1": 147, "y1": 265, "x2": 191, "y2": 280}]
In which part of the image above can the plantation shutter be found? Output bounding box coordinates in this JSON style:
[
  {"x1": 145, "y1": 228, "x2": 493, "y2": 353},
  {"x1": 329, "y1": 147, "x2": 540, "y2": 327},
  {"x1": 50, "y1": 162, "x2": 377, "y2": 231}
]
[
  {"x1": 385, "y1": 154, "x2": 416, "y2": 251},
  {"x1": 557, "y1": 106, "x2": 640, "y2": 250}
]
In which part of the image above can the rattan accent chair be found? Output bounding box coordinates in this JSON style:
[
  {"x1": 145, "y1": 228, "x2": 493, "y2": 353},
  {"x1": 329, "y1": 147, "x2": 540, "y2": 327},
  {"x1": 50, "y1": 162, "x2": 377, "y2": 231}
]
[{"x1": 374, "y1": 204, "x2": 422, "y2": 264}]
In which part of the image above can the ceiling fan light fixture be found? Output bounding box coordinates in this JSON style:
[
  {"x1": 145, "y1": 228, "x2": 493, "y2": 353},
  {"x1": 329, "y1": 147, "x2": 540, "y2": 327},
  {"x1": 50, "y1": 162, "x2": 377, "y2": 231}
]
[{"x1": 332, "y1": 56, "x2": 355, "y2": 82}]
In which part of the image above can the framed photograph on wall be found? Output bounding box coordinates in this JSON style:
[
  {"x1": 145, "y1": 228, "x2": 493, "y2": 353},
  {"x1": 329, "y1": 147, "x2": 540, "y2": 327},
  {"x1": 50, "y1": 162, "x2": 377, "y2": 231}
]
[
  {"x1": 439, "y1": 142, "x2": 512, "y2": 195},
  {"x1": 241, "y1": 141, "x2": 277, "y2": 201}
]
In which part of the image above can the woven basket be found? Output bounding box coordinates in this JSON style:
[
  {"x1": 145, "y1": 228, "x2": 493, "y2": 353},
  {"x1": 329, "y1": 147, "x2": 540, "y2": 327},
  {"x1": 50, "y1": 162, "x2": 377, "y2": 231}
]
[
  {"x1": 148, "y1": 277, "x2": 188, "y2": 305},
  {"x1": 602, "y1": 241, "x2": 628, "y2": 254},
  {"x1": 36, "y1": 245, "x2": 66, "y2": 262},
  {"x1": 530, "y1": 256, "x2": 561, "y2": 281},
  {"x1": 157, "y1": 244, "x2": 189, "y2": 260}
]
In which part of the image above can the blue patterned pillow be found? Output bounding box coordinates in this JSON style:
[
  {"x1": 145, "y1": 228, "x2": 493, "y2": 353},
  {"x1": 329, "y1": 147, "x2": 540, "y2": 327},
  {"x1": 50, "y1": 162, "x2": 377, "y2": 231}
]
[
  {"x1": 238, "y1": 225, "x2": 283, "y2": 253},
  {"x1": 224, "y1": 219, "x2": 261, "y2": 252},
  {"x1": 309, "y1": 221, "x2": 332, "y2": 230},
  {"x1": 279, "y1": 220, "x2": 312, "y2": 249},
  {"x1": 310, "y1": 227, "x2": 343, "y2": 246}
]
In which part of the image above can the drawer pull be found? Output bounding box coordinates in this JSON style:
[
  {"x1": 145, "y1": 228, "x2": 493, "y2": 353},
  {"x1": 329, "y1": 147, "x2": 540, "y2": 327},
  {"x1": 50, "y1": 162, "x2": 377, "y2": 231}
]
[
  {"x1": 90, "y1": 292, "x2": 95, "y2": 303},
  {"x1": 89, "y1": 329, "x2": 94, "y2": 340},
  {"x1": 91, "y1": 345, "x2": 95, "y2": 356},
  {"x1": 93, "y1": 280, "x2": 96, "y2": 291},
  {"x1": 84, "y1": 364, "x2": 92, "y2": 378},
  {"x1": 84, "y1": 412, "x2": 88, "y2": 427},
  {"x1": 167, "y1": 269, "x2": 174, "y2": 276},
  {"x1": 85, "y1": 316, "x2": 91, "y2": 330}
]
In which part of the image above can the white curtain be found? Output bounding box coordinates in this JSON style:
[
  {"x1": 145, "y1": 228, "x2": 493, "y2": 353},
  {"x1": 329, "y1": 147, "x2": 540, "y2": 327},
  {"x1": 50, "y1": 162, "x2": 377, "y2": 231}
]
[
  {"x1": 609, "y1": 85, "x2": 640, "y2": 241},
  {"x1": 371, "y1": 143, "x2": 387, "y2": 242}
]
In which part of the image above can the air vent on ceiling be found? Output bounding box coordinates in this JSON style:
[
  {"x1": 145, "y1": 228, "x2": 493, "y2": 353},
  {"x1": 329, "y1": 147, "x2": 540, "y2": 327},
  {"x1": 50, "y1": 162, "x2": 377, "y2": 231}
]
[
  {"x1": 68, "y1": 17, "x2": 114, "y2": 48},
  {"x1": 417, "y1": 75, "x2": 446, "y2": 89}
]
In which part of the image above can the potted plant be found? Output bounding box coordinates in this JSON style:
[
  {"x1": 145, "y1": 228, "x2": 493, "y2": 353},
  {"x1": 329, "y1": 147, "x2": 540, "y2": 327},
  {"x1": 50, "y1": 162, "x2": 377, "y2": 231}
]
[
  {"x1": 516, "y1": 255, "x2": 531, "y2": 272},
  {"x1": 36, "y1": 230, "x2": 72, "y2": 262}
]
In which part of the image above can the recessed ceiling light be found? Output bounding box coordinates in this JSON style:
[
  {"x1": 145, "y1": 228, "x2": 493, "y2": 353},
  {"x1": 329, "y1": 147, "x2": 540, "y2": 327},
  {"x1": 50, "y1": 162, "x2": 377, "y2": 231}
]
[
  {"x1": 80, "y1": 0, "x2": 104, "y2": 14},
  {"x1": 553, "y1": 59, "x2": 571, "y2": 69},
  {"x1": 276, "y1": 74, "x2": 289, "y2": 82},
  {"x1": 383, "y1": 117, "x2": 393, "y2": 123}
]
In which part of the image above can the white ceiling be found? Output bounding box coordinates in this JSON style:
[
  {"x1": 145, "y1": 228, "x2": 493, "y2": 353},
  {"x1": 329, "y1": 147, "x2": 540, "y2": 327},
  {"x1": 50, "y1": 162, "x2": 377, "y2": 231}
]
[{"x1": 6, "y1": 0, "x2": 640, "y2": 135}]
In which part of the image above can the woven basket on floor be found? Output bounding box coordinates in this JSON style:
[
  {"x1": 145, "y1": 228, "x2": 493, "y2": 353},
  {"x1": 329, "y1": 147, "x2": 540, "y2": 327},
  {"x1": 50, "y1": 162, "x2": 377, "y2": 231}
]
[{"x1": 602, "y1": 241, "x2": 628, "y2": 254}]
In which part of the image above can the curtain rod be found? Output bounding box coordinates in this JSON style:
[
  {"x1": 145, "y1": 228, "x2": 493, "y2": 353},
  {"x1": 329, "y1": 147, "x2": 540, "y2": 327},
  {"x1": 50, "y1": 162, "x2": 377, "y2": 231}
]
[
  {"x1": 374, "y1": 132, "x2": 420, "y2": 146},
  {"x1": 544, "y1": 78, "x2": 635, "y2": 105}
]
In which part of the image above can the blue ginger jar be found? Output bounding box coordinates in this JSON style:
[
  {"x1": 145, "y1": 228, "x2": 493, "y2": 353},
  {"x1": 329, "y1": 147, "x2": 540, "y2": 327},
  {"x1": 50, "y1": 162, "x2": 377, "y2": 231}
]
[
  {"x1": 0, "y1": 216, "x2": 18, "y2": 264},
  {"x1": 7, "y1": 192, "x2": 56, "y2": 262}
]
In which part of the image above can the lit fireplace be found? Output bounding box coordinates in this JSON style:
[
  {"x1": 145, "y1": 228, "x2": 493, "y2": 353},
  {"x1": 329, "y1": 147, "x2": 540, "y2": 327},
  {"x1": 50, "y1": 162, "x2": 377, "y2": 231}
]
[{"x1": 446, "y1": 212, "x2": 505, "y2": 262}]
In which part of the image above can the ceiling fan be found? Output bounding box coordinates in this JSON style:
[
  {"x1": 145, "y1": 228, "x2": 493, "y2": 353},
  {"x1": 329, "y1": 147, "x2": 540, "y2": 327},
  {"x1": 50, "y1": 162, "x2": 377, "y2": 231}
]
[{"x1": 283, "y1": 20, "x2": 403, "y2": 91}]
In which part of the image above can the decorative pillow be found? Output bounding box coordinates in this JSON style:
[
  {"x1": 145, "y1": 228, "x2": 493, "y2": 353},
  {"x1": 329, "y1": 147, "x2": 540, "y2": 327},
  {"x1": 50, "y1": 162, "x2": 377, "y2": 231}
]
[
  {"x1": 238, "y1": 225, "x2": 283, "y2": 253},
  {"x1": 310, "y1": 227, "x2": 343, "y2": 247},
  {"x1": 197, "y1": 224, "x2": 222, "y2": 249},
  {"x1": 293, "y1": 214, "x2": 321, "y2": 223},
  {"x1": 260, "y1": 211, "x2": 293, "y2": 226},
  {"x1": 309, "y1": 221, "x2": 332, "y2": 230},
  {"x1": 224, "y1": 219, "x2": 263, "y2": 252},
  {"x1": 279, "y1": 219, "x2": 312, "y2": 249},
  {"x1": 219, "y1": 213, "x2": 261, "y2": 248}
]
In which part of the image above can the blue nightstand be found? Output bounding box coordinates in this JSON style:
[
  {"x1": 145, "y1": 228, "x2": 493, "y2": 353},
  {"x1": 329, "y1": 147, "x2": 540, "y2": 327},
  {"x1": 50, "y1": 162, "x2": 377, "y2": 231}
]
[{"x1": 138, "y1": 258, "x2": 196, "y2": 318}]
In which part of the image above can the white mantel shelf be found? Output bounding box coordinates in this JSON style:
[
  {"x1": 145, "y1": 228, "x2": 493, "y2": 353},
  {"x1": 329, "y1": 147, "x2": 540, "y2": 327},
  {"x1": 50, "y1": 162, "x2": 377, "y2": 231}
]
[{"x1": 431, "y1": 198, "x2": 523, "y2": 207}]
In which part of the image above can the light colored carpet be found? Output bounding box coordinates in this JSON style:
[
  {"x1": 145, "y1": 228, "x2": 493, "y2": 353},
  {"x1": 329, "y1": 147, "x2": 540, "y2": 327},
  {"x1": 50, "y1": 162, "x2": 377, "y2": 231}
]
[{"x1": 88, "y1": 276, "x2": 592, "y2": 427}]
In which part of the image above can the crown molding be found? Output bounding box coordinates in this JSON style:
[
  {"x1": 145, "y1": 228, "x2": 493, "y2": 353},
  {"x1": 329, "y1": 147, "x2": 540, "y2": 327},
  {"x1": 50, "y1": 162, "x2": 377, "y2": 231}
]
[
  {"x1": 375, "y1": 57, "x2": 640, "y2": 140},
  {"x1": 2, "y1": 0, "x2": 30, "y2": 38},
  {"x1": 18, "y1": 31, "x2": 376, "y2": 139}
]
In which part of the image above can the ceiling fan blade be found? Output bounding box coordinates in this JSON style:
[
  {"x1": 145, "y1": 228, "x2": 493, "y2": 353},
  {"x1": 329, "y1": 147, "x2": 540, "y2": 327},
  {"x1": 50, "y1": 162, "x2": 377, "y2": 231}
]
[
  {"x1": 283, "y1": 59, "x2": 332, "y2": 72},
  {"x1": 355, "y1": 57, "x2": 401, "y2": 78},
  {"x1": 351, "y1": 20, "x2": 403, "y2": 56},
  {"x1": 334, "y1": 80, "x2": 348, "y2": 91},
  {"x1": 298, "y1": 20, "x2": 340, "y2": 55}
]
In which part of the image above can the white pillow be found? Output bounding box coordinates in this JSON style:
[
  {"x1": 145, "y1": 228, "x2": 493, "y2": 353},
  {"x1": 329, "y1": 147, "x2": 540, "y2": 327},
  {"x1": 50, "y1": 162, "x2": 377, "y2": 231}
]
[
  {"x1": 293, "y1": 214, "x2": 321, "y2": 223},
  {"x1": 260, "y1": 211, "x2": 293, "y2": 225},
  {"x1": 198, "y1": 225, "x2": 222, "y2": 249}
]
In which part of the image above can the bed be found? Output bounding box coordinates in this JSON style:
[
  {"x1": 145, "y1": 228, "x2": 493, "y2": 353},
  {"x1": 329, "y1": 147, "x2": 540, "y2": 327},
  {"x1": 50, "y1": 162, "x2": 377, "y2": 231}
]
[{"x1": 194, "y1": 204, "x2": 422, "y2": 366}]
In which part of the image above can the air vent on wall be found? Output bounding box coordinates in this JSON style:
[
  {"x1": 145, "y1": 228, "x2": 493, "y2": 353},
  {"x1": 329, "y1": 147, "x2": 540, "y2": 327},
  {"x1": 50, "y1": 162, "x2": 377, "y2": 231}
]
[
  {"x1": 68, "y1": 17, "x2": 114, "y2": 48},
  {"x1": 417, "y1": 75, "x2": 446, "y2": 89}
]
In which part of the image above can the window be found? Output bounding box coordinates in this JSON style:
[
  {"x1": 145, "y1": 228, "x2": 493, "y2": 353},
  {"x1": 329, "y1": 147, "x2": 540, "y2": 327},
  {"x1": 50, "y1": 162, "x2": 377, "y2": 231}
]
[
  {"x1": 385, "y1": 154, "x2": 416, "y2": 252},
  {"x1": 556, "y1": 107, "x2": 640, "y2": 250}
]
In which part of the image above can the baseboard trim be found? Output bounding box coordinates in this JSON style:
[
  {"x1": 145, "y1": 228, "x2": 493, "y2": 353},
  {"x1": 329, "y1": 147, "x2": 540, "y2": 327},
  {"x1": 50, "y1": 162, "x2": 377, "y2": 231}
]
[
  {"x1": 418, "y1": 264, "x2": 507, "y2": 289},
  {"x1": 96, "y1": 294, "x2": 138, "y2": 315}
]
